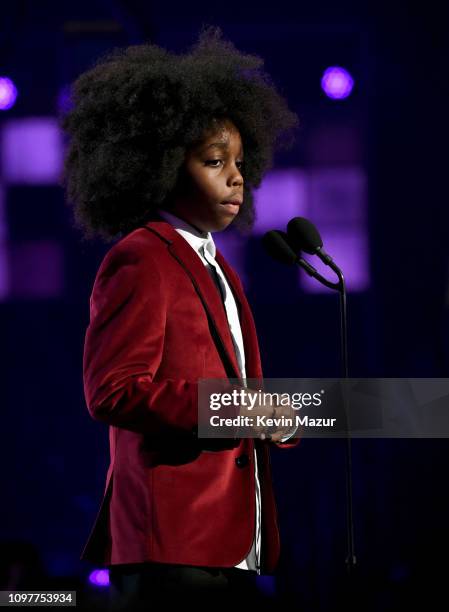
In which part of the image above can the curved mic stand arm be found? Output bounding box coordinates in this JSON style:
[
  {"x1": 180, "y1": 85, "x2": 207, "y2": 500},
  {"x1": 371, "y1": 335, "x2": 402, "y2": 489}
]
[{"x1": 295, "y1": 257, "x2": 341, "y2": 291}]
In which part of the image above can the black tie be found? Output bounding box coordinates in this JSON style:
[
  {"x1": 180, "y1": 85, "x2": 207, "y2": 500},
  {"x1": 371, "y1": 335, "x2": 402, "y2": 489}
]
[{"x1": 206, "y1": 261, "x2": 226, "y2": 304}]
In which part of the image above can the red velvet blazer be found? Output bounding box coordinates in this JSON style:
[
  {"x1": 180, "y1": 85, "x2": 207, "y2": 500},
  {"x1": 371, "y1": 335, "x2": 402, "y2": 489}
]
[{"x1": 80, "y1": 217, "x2": 298, "y2": 573}]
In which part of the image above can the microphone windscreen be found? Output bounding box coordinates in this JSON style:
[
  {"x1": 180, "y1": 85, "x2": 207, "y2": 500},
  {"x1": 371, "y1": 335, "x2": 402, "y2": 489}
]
[
  {"x1": 287, "y1": 217, "x2": 323, "y2": 254},
  {"x1": 262, "y1": 230, "x2": 298, "y2": 265}
]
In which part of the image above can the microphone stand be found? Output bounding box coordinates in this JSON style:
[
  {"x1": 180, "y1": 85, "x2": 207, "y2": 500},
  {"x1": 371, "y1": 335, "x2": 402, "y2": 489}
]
[
  {"x1": 296, "y1": 255, "x2": 357, "y2": 577},
  {"x1": 330, "y1": 265, "x2": 356, "y2": 578}
]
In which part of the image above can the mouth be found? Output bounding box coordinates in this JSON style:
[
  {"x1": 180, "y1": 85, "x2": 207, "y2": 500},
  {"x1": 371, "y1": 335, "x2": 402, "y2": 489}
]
[
  {"x1": 220, "y1": 201, "x2": 241, "y2": 215},
  {"x1": 220, "y1": 197, "x2": 243, "y2": 215},
  {"x1": 222, "y1": 196, "x2": 243, "y2": 205}
]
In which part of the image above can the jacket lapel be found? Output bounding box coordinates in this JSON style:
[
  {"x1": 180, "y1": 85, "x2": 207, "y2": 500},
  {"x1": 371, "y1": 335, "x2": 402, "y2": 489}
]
[
  {"x1": 215, "y1": 251, "x2": 263, "y2": 380},
  {"x1": 143, "y1": 219, "x2": 243, "y2": 381}
]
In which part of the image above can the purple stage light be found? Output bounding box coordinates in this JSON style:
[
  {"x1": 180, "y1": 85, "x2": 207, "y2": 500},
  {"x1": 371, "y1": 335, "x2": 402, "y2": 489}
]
[
  {"x1": 88, "y1": 569, "x2": 110, "y2": 587},
  {"x1": 2, "y1": 118, "x2": 63, "y2": 184},
  {"x1": 252, "y1": 169, "x2": 307, "y2": 233},
  {"x1": 321, "y1": 67, "x2": 354, "y2": 100},
  {"x1": 0, "y1": 77, "x2": 18, "y2": 110}
]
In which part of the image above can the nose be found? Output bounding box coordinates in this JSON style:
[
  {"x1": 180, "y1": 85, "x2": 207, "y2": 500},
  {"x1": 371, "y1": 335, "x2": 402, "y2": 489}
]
[{"x1": 228, "y1": 164, "x2": 244, "y2": 187}]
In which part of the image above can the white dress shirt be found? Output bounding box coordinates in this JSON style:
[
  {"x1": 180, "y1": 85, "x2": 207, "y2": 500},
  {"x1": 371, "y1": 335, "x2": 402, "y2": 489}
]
[{"x1": 157, "y1": 209, "x2": 262, "y2": 574}]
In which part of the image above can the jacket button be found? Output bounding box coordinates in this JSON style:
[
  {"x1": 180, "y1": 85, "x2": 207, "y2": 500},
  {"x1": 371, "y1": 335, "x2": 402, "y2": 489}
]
[{"x1": 235, "y1": 454, "x2": 249, "y2": 468}]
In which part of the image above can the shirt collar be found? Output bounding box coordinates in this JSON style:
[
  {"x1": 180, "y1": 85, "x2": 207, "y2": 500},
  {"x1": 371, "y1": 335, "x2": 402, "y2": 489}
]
[{"x1": 157, "y1": 209, "x2": 216, "y2": 259}]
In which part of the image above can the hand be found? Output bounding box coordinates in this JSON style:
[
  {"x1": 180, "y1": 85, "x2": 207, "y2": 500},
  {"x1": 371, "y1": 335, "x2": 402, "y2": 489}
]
[
  {"x1": 269, "y1": 401, "x2": 298, "y2": 442},
  {"x1": 237, "y1": 388, "x2": 297, "y2": 441}
]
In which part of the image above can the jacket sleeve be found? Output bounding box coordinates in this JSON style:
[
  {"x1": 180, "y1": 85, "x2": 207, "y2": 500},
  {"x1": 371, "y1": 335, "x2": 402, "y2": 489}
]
[{"x1": 83, "y1": 240, "x2": 198, "y2": 438}]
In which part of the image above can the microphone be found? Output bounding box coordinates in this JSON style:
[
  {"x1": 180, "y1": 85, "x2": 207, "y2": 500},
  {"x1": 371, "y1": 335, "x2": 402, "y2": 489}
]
[
  {"x1": 261, "y1": 229, "x2": 297, "y2": 265},
  {"x1": 262, "y1": 230, "x2": 339, "y2": 289},
  {"x1": 287, "y1": 216, "x2": 334, "y2": 266}
]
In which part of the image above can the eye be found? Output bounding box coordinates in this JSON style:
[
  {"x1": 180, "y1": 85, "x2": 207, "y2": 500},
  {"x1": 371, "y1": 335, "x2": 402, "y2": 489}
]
[{"x1": 204, "y1": 159, "x2": 244, "y2": 170}]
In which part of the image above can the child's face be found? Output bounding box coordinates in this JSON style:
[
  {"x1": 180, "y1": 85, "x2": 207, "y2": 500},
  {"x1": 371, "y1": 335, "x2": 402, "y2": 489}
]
[{"x1": 170, "y1": 119, "x2": 244, "y2": 233}]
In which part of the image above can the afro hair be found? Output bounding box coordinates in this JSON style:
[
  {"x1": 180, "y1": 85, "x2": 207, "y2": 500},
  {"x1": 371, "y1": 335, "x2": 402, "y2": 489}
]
[{"x1": 60, "y1": 25, "x2": 299, "y2": 242}]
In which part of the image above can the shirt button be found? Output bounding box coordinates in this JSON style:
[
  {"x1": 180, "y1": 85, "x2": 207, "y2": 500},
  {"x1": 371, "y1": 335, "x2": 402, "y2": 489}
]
[{"x1": 235, "y1": 454, "x2": 249, "y2": 468}]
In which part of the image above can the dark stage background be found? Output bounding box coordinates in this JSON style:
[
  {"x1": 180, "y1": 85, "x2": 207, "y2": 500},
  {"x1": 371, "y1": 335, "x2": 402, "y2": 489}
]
[{"x1": 1, "y1": 1, "x2": 448, "y2": 610}]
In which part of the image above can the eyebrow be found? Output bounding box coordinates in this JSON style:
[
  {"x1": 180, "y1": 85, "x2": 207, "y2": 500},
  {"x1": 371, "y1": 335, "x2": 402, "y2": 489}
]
[
  {"x1": 202, "y1": 142, "x2": 243, "y2": 155},
  {"x1": 204, "y1": 142, "x2": 228, "y2": 150}
]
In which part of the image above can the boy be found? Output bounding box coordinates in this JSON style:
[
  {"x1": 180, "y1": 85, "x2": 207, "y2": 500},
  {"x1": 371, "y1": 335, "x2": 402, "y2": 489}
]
[{"x1": 61, "y1": 27, "x2": 299, "y2": 608}]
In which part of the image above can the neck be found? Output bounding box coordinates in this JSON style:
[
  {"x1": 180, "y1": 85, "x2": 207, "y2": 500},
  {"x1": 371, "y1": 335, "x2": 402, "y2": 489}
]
[{"x1": 159, "y1": 206, "x2": 209, "y2": 237}]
